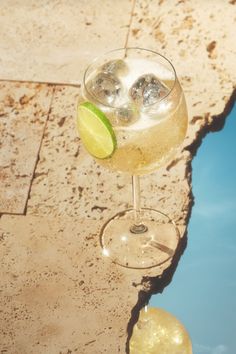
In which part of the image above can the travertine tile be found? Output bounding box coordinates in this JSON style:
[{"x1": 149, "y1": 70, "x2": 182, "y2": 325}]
[
  {"x1": 26, "y1": 87, "x2": 232, "y2": 226},
  {"x1": 0, "y1": 0, "x2": 133, "y2": 84},
  {"x1": 27, "y1": 85, "x2": 191, "y2": 227},
  {"x1": 128, "y1": 0, "x2": 236, "y2": 93},
  {"x1": 0, "y1": 214, "x2": 174, "y2": 354},
  {"x1": 183, "y1": 89, "x2": 233, "y2": 149},
  {"x1": 0, "y1": 82, "x2": 53, "y2": 214}
]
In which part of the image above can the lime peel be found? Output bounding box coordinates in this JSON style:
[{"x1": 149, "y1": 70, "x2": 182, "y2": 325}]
[{"x1": 77, "y1": 101, "x2": 117, "y2": 159}]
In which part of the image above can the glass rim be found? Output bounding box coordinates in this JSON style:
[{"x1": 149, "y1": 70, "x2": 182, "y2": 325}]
[{"x1": 83, "y1": 47, "x2": 177, "y2": 109}]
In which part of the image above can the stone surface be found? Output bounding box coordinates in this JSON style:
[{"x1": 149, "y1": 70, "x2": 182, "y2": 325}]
[
  {"x1": 0, "y1": 1, "x2": 236, "y2": 353},
  {"x1": 128, "y1": 0, "x2": 236, "y2": 149},
  {"x1": 129, "y1": 0, "x2": 236, "y2": 93},
  {"x1": 27, "y1": 86, "x2": 191, "y2": 227},
  {"x1": 0, "y1": 82, "x2": 53, "y2": 214},
  {"x1": 0, "y1": 0, "x2": 133, "y2": 84},
  {"x1": 0, "y1": 214, "x2": 177, "y2": 354}
]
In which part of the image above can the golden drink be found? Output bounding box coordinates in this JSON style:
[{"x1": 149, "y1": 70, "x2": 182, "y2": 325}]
[
  {"x1": 78, "y1": 48, "x2": 189, "y2": 269},
  {"x1": 84, "y1": 58, "x2": 188, "y2": 175}
]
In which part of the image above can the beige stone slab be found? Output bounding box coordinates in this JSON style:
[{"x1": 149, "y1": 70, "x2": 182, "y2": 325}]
[
  {"x1": 183, "y1": 89, "x2": 235, "y2": 150},
  {"x1": 128, "y1": 0, "x2": 236, "y2": 93},
  {"x1": 26, "y1": 86, "x2": 233, "y2": 226},
  {"x1": 27, "y1": 85, "x2": 191, "y2": 227},
  {"x1": 0, "y1": 214, "x2": 181, "y2": 354},
  {"x1": 0, "y1": 0, "x2": 133, "y2": 84},
  {"x1": 0, "y1": 82, "x2": 53, "y2": 214}
]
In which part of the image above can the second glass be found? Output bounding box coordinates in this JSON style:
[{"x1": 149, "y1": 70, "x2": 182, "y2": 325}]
[{"x1": 77, "y1": 48, "x2": 188, "y2": 269}]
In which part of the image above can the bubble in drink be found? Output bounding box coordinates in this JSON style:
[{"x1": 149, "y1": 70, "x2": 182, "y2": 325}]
[
  {"x1": 129, "y1": 74, "x2": 169, "y2": 106},
  {"x1": 101, "y1": 59, "x2": 128, "y2": 76},
  {"x1": 87, "y1": 72, "x2": 122, "y2": 105}
]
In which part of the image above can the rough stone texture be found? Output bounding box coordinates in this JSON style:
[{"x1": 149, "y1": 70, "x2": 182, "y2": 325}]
[
  {"x1": 27, "y1": 86, "x2": 191, "y2": 227},
  {"x1": 0, "y1": 214, "x2": 180, "y2": 354},
  {"x1": 128, "y1": 0, "x2": 236, "y2": 149},
  {"x1": 0, "y1": 0, "x2": 133, "y2": 84},
  {"x1": 0, "y1": 82, "x2": 53, "y2": 214},
  {"x1": 129, "y1": 0, "x2": 235, "y2": 93},
  {"x1": 0, "y1": 215, "x2": 128, "y2": 354},
  {"x1": 0, "y1": 0, "x2": 236, "y2": 353}
]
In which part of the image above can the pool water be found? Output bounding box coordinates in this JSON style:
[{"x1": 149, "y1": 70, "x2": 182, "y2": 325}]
[{"x1": 150, "y1": 103, "x2": 236, "y2": 353}]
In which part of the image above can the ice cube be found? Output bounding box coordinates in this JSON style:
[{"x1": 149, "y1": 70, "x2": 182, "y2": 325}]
[
  {"x1": 87, "y1": 72, "x2": 122, "y2": 105},
  {"x1": 101, "y1": 59, "x2": 128, "y2": 76},
  {"x1": 115, "y1": 102, "x2": 139, "y2": 125},
  {"x1": 129, "y1": 74, "x2": 169, "y2": 106}
]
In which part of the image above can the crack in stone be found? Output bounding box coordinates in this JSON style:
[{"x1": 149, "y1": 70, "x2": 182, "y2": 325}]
[{"x1": 23, "y1": 86, "x2": 56, "y2": 215}]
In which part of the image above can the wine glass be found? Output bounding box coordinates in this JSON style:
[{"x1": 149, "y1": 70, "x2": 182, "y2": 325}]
[{"x1": 76, "y1": 48, "x2": 188, "y2": 269}]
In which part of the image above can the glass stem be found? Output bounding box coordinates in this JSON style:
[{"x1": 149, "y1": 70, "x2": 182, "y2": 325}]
[{"x1": 130, "y1": 175, "x2": 148, "y2": 234}]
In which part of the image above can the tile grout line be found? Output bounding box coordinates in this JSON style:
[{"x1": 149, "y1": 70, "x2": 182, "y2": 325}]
[
  {"x1": 124, "y1": 0, "x2": 137, "y2": 49},
  {"x1": 22, "y1": 85, "x2": 57, "y2": 215},
  {"x1": 0, "y1": 0, "x2": 136, "y2": 90},
  {"x1": 0, "y1": 78, "x2": 81, "y2": 87}
]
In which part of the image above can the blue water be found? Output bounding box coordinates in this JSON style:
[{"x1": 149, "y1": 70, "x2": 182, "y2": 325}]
[{"x1": 150, "y1": 103, "x2": 236, "y2": 354}]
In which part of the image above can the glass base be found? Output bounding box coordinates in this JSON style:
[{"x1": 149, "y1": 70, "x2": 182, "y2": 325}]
[{"x1": 100, "y1": 208, "x2": 180, "y2": 269}]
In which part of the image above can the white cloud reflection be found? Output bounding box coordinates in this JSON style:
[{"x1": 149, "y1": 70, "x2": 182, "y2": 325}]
[
  {"x1": 194, "y1": 343, "x2": 228, "y2": 354},
  {"x1": 194, "y1": 200, "x2": 236, "y2": 220}
]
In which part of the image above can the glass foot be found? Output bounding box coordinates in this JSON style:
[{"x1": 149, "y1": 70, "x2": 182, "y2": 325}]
[{"x1": 100, "y1": 208, "x2": 180, "y2": 269}]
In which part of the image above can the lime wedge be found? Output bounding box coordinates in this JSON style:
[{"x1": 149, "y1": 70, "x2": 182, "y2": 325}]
[{"x1": 77, "y1": 101, "x2": 117, "y2": 159}]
